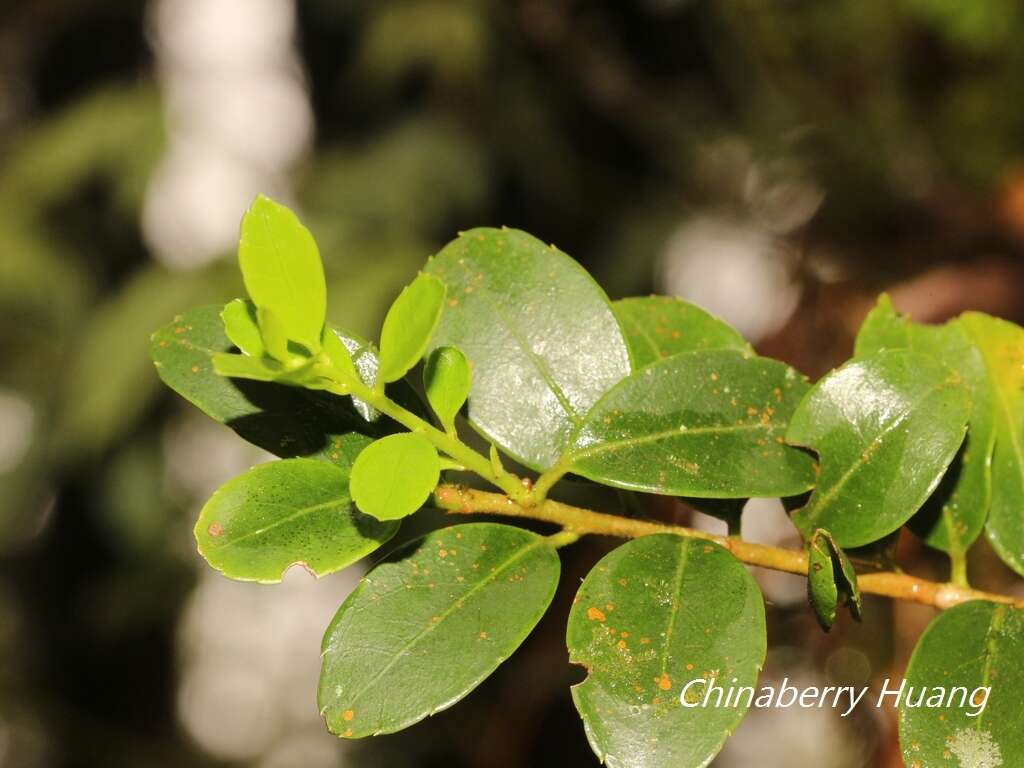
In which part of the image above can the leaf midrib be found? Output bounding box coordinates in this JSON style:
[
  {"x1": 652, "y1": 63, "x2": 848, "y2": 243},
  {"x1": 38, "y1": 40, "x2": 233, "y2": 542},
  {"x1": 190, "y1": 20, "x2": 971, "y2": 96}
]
[
  {"x1": 658, "y1": 538, "x2": 691, "y2": 677},
  {"x1": 569, "y1": 420, "x2": 777, "y2": 461},
  {"x1": 214, "y1": 495, "x2": 348, "y2": 550}
]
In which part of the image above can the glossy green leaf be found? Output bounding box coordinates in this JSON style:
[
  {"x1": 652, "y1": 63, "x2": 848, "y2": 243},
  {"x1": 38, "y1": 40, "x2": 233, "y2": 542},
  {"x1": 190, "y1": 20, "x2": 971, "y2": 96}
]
[
  {"x1": 238, "y1": 194, "x2": 326, "y2": 353},
  {"x1": 565, "y1": 349, "x2": 816, "y2": 497},
  {"x1": 349, "y1": 433, "x2": 440, "y2": 521},
  {"x1": 221, "y1": 298, "x2": 264, "y2": 358},
  {"x1": 899, "y1": 601, "x2": 1024, "y2": 768},
  {"x1": 425, "y1": 227, "x2": 631, "y2": 470},
  {"x1": 960, "y1": 312, "x2": 1024, "y2": 576},
  {"x1": 856, "y1": 295, "x2": 996, "y2": 557},
  {"x1": 807, "y1": 528, "x2": 862, "y2": 632},
  {"x1": 195, "y1": 458, "x2": 398, "y2": 583},
  {"x1": 567, "y1": 534, "x2": 766, "y2": 768},
  {"x1": 613, "y1": 296, "x2": 751, "y2": 368},
  {"x1": 318, "y1": 523, "x2": 560, "y2": 737},
  {"x1": 788, "y1": 349, "x2": 970, "y2": 547},
  {"x1": 377, "y1": 272, "x2": 446, "y2": 384},
  {"x1": 151, "y1": 305, "x2": 394, "y2": 467},
  {"x1": 424, "y1": 346, "x2": 471, "y2": 433}
]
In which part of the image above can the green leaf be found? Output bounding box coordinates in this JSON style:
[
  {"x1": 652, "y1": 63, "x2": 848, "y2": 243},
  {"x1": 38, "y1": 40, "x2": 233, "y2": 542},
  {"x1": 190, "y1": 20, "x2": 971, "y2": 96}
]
[
  {"x1": 787, "y1": 349, "x2": 971, "y2": 547},
  {"x1": 424, "y1": 346, "x2": 471, "y2": 433},
  {"x1": 960, "y1": 312, "x2": 1024, "y2": 575},
  {"x1": 807, "y1": 528, "x2": 862, "y2": 632},
  {"x1": 238, "y1": 194, "x2": 326, "y2": 353},
  {"x1": 567, "y1": 534, "x2": 766, "y2": 768},
  {"x1": 151, "y1": 305, "x2": 393, "y2": 467},
  {"x1": 425, "y1": 227, "x2": 631, "y2": 470},
  {"x1": 320, "y1": 323, "x2": 360, "y2": 385},
  {"x1": 212, "y1": 352, "x2": 281, "y2": 382},
  {"x1": 221, "y1": 298, "x2": 264, "y2": 357},
  {"x1": 195, "y1": 458, "x2": 398, "y2": 583},
  {"x1": 855, "y1": 295, "x2": 996, "y2": 557},
  {"x1": 318, "y1": 522, "x2": 560, "y2": 737},
  {"x1": 377, "y1": 272, "x2": 446, "y2": 384},
  {"x1": 349, "y1": 433, "x2": 440, "y2": 521},
  {"x1": 564, "y1": 349, "x2": 816, "y2": 497},
  {"x1": 257, "y1": 305, "x2": 291, "y2": 362},
  {"x1": 899, "y1": 601, "x2": 1024, "y2": 768},
  {"x1": 613, "y1": 296, "x2": 751, "y2": 368}
]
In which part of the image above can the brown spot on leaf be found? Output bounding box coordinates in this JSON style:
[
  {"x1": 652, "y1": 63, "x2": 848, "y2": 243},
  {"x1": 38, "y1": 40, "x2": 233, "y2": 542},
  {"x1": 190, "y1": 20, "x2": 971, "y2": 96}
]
[{"x1": 207, "y1": 523, "x2": 224, "y2": 537}]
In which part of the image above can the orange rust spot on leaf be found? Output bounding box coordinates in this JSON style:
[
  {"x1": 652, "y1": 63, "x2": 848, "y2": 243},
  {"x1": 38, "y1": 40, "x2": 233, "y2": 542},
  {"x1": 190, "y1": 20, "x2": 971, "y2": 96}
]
[
  {"x1": 479, "y1": 631, "x2": 488, "y2": 639},
  {"x1": 342, "y1": 710, "x2": 354, "y2": 721},
  {"x1": 587, "y1": 607, "x2": 606, "y2": 622},
  {"x1": 656, "y1": 673, "x2": 672, "y2": 691}
]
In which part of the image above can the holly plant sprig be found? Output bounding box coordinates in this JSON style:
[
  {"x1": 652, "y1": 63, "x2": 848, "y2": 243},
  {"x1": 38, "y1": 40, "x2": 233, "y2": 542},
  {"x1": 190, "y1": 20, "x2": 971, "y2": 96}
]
[{"x1": 151, "y1": 195, "x2": 1024, "y2": 768}]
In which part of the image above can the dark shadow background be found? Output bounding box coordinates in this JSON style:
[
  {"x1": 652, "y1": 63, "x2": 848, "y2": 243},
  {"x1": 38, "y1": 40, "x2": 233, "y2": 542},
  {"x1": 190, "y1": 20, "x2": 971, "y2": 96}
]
[{"x1": 1, "y1": 2, "x2": 1023, "y2": 766}]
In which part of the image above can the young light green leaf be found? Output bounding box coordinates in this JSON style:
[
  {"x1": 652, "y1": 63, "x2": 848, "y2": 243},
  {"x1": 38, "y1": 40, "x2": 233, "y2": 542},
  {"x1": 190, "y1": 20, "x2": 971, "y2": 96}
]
[
  {"x1": 238, "y1": 194, "x2": 326, "y2": 353},
  {"x1": 613, "y1": 296, "x2": 751, "y2": 368},
  {"x1": 318, "y1": 326, "x2": 357, "y2": 385},
  {"x1": 899, "y1": 601, "x2": 1024, "y2": 768},
  {"x1": 424, "y1": 346, "x2": 471, "y2": 433},
  {"x1": 788, "y1": 349, "x2": 970, "y2": 547},
  {"x1": 221, "y1": 298, "x2": 264, "y2": 357},
  {"x1": 258, "y1": 305, "x2": 291, "y2": 362},
  {"x1": 425, "y1": 228, "x2": 631, "y2": 470},
  {"x1": 807, "y1": 528, "x2": 861, "y2": 632},
  {"x1": 377, "y1": 272, "x2": 446, "y2": 385},
  {"x1": 212, "y1": 352, "x2": 281, "y2": 382},
  {"x1": 349, "y1": 433, "x2": 440, "y2": 521},
  {"x1": 152, "y1": 306, "x2": 393, "y2": 467},
  {"x1": 318, "y1": 523, "x2": 560, "y2": 737},
  {"x1": 567, "y1": 535, "x2": 766, "y2": 768},
  {"x1": 960, "y1": 312, "x2": 1024, "y2": 576},
  {"x1": 855, "y1": 295, "x2": 996, "y2": 558},
  {"x1": 196, "y1": 458, "x2": 398, "y2": 583},
  {"x1": 565, "y1": 349, "x2": 816, "y2": 498}
]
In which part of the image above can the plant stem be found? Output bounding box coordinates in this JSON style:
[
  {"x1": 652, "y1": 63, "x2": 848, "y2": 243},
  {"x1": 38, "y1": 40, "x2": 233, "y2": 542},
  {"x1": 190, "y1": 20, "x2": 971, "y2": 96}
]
[
  {"x1": 949, "y1": 551, "x2": 969, "y2": 588},
  {"x1": 345, "y1": 380, "x2": 530, "y2": 503},
  {"x1": 434, "y1": 484, "x2": 1024, "y2": 611}
]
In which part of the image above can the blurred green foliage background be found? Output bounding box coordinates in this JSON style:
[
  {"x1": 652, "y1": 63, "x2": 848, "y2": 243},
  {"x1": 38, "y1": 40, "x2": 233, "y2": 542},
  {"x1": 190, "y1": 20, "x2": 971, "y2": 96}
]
[{"x1": 1, "y1": 1, "x2": 1023, "y2": 766}]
